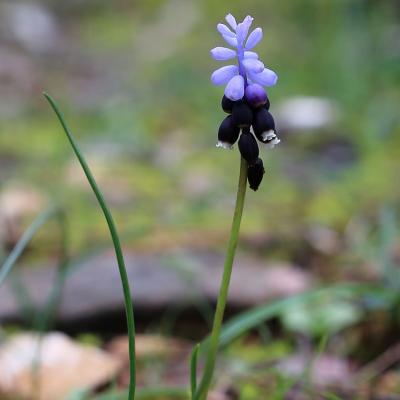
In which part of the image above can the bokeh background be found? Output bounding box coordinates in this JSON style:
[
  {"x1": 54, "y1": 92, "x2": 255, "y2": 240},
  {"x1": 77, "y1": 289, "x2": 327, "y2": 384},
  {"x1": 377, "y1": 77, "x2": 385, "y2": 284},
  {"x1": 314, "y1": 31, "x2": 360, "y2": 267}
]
[
  {"x1": 1, "y1": 0, "x2": 399, "y2": 252},
  {"x1": 1, "y1": 0, "x2": 400, "y2": 399}
]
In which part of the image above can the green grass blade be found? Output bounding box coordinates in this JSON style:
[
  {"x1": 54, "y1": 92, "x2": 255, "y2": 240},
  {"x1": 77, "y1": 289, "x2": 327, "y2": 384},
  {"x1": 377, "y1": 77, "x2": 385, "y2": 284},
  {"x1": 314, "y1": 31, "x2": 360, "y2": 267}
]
[
  {"x1": 0, "y1": 206, "x2": 70, "y2": 329},
  {"x1": 8, "y1": 272, "x2": 36, "y2": 324},
  {"x1": 0, "y1": 207, "x2": 58, "y2": 286},
  {"x1": 44, "y1": 93, "x2": 136, "y2": 399},
  {"x1": 190, "y1": 343, "x2": 200, "y2": 399},
  {"x1": 201, "y1": 283, "x2": 374, "y2": 352},
  {"x1": 192, "y1": 284, "x2": 375, "y2": 398}
]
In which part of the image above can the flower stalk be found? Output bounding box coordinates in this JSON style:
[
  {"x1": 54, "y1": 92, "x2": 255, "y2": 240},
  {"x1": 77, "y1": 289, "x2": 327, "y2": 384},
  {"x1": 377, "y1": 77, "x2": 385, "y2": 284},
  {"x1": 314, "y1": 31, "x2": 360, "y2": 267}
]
[
  {"x1": 195, "y1": 156, "x2": 248, "y2": 400},
  {"x1": 194, "y1": 13, "x2": 281, "y2": 397}
]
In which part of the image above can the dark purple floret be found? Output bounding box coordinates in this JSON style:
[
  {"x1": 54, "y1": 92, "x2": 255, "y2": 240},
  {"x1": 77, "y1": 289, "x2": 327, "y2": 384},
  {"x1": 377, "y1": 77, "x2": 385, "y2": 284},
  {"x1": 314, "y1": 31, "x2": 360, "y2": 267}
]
[
  {"x1": 238, "y1": 130, "x2": 259, "y2": 165},
  {"x1": 217, "y1": 115, "x2": 240, "y2": 148},
  {"x1": 245, "y1": 84, "x2": 268, "y2": 108},
  {"x1": 252, "y1": 108, "x2": 275, "y2": 141},
  {"x1": 231, "y1": 102, "x2": 253, "y2": 128},
  {"x1": 247, "y1": 158, "x2": 265, "y2": 191},
  {"x1": 221, "y1": 95, "x2": 235, "y2": 114}
]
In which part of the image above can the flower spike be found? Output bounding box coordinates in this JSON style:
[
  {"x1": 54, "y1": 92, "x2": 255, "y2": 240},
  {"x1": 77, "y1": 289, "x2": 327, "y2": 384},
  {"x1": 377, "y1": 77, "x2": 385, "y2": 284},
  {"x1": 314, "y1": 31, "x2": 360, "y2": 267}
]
[
  {"x1": 199, "y1": 14, "x2": 282, "y2": 400},
  {"x1": 211, "y1": 13, "x2": 280, "y2": 191}
]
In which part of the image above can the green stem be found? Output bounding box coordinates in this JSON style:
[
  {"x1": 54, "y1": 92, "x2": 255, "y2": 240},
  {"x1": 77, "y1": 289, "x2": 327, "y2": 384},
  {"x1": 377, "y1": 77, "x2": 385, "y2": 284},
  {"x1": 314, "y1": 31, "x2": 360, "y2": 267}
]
[
  {"x1": 195, "y1": 156, "x2": 248, "y2": 400},
  {"x1": 44, "y1": 93, "x2": 136, "y2": 399}
]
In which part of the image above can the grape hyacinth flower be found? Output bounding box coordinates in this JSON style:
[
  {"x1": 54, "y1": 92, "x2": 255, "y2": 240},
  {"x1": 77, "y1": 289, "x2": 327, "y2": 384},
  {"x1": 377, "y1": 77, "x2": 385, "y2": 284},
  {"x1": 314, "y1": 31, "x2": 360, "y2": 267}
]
[
  {"x1": 211, "y1": 14, "x2": 280, "y2": 191},
  {"x1": 195, "y1": 14, "x2": 282, "y2": 400}
]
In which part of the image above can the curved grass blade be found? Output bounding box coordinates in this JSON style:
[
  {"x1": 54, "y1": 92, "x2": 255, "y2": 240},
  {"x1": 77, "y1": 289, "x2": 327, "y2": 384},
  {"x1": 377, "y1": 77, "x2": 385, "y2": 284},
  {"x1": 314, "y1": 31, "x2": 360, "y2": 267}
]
[
  {"x1": 44, "y1": 93, "x2": 136, "y2": 399},
  {"x1": 0, "y1": 206, "x2": 58, "y2": 286},
  {"x1": 190, "y1": 343, "x2": 200, "y2": 399},
  {"x1": 192, "y1": 283, "x2": 376, "y2": 397},
  {"x1": 200, "y1": 283, "x2": 376, "y2": 352}
]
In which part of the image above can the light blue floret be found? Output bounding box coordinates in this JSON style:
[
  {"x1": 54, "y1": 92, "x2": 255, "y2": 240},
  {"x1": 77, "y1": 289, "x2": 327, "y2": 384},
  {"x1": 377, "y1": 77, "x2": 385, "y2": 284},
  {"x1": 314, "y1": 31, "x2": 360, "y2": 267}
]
[{"x1": 210, "y1": 14, "x2": 278, "y2": 101}]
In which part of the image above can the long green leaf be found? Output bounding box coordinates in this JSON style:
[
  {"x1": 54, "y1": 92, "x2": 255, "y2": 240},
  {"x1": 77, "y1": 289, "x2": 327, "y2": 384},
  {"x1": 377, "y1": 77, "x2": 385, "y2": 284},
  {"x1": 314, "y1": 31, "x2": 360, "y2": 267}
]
[
  {"x1": 201, "y1": 283, "x2": 376, "y2": 352},
  {"x1": 44, "y1": 93, "x2": 136, "y2": 399}
]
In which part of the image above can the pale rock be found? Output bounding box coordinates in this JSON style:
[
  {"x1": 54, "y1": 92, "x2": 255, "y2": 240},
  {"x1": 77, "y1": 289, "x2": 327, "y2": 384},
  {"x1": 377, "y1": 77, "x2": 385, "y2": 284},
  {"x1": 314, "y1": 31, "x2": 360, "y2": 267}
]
[
  {"x1": 108, "y1": 334, "x2": 191, "y2": 362},
  {"x1": 1, "y1": 2, "x2": 59, "y2": 53},
  {"x1": 0, "y1": 251, "x2": 313, "y2": 324},
  {"x1": 275, "y1": 96, "x2": 340, "y2": 131},
  {"x1": 278, "y1": 353, "x2": 352, "y2": 388},
  {"x1": 0, "y1": 332, "x2": 121, "y2": 400},
  {"x1": 306, "y1": 225, "x2": 341, "y2": 254},
  {"x1": 0, "y1": 185, "x2": 46, "y2": 246}
]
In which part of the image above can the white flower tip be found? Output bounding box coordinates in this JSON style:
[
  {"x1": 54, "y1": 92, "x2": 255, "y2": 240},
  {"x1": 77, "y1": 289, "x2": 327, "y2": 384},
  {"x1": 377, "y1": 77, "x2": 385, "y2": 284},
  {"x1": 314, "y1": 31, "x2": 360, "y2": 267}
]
[
  {"x1": 262, "y1": 130, "x2": 281, "y2": 148},
  {"x1": 216, "y1": 141, "x2": 233, "y2": 150},
  {"x1": 261, "y1": 130, "x2": 276, "y2": 141}
]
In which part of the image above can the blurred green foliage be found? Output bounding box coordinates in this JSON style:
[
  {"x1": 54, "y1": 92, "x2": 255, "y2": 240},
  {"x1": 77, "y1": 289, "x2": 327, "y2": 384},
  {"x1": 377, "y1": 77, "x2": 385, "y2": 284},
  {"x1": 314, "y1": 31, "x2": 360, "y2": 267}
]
[{"x1": 0, "y1": 0, "x2": 399, "y2": 258}]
